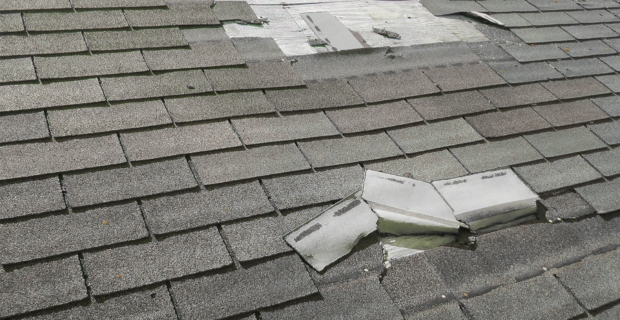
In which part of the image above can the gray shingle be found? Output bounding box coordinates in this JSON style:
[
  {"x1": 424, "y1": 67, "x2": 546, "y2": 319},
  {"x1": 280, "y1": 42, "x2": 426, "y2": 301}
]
[
  {"x1": 479, "y1": 83, "x2": 557, "y2": 108},
  {"x1": 600, "y1": 55, "x2": 620, "y2": 71},
  {"x1": 64, "y1": 158, "x2": 197, "y2": 208},
  {"x1": 0, "y1": 78, "x2": 105, "y2": 113},
  {"x1": 407, "y1": 90, "x2": 493, "y2": 121},
  {"x1": 231, "y1": 37, "x2": 286, "y2": 61},
  {"x1": 499, "y1": 43, "x2": 569, "y2": 62},
  {"x1": 172, "y1": 255, "x2": 317, "y2": 319},
  {"x1": 576, "y1": 0, "x2": 620, "y2": 9},
  {"x1": 101, "y1": 70, "x2": 211, "y2": 101},
  {"x1": 299, "y1": 133, "x2": 402, "y2": 168},
  {"x1": 388, "y1": 119, "x2": 483, "y2": 154},
  {"x1": 589, "y1": 121, "x2": 620, "y2": 145},
  {"x1": 0, "y1": 112, "x2": 48, "y2": 143},
  {"x1": 465, "y1": 107, "x2": 551, "y2": 138},
  {"x1": 519, "y1": 12, "x2": 579, "y2": 26},
  {"x1": 404, "y1": 302, "x2": 467, "y2": 320},
  {"x1": 514, "y1": 155, "x2": 602, "y2": 193},
  {"x1": 555, "y1": 248, "x2": 620, "y2": 310},
  {"x1": 512, "y1": 27, "x2": 574, "y2": 43},
  {"x1": 0, "y1": 0, "x2": 71, "y2": 11},
  {"x1": 0, "y1": 13, "x2": 22, "y2": 33},
  {"x1": 31, "y1": 285, "x2": 176, "y2": 320},
  {"x1": 420, "y1": 0, "x2": 487, "y2": 16},
  {"x1": 577, "y1": 180, "x2": 620, "y2": 213},
  {"x1": 604, "y1": 37, "x2": 620, "y2": 51},
  {"x1": 48, "y1": 100, "x2": 172, "y2": 137},
  {"x1": 24, "y1": 10, "x2": 127, "y2": 31},
  {"x1": 72, "y1": 0, "x2": 166, "y2": 8},
  {"x1": 0, "y1": 57, "x2": 35, "y2": 83},
  {"x1": 542, "y1": 192, "x2": 595, "y2": 220},
  {"x1": 326, "y1": 101, "x2": 422, "y2": 133},
  {"x1": 182, "y1": 26, "x2": 230, "y2": 44},
  {"x1": 567, "y1": 9, "x2": 619, "y2": 24},
  {"x1": 205, "y1": 61, "x2": 305, "y2": 91},
  {"x1": 463, "y1": 274, "x2": 583, "y2": 320},
  {"x1": 561, "y1": 40, "x2": 616, "y2": 58},
  {"x1": 551, "y1": 58, "x2": 614, "y2": 78},
  {"x1": 85, "y1": 28, "x2": 188, "y2": 51},
  {"x1": 596, "y1": 74, "x2": 620, "y2": 92},
  {"x1": 365, "y1": 150, "x2": 468, "y2": 182},
  {"x1": 534, "y1": 100, "x2": 610, "y2": 127},
  {"x1": 232, "y1": 112, "x2": 339, "y2": 145},
  {"x1": 347, "y1": 70, "x2": 439, "y2": 103},
  {"x1": 0, "y1": 177, "x2": 65, "y2": 220},
  {"x1": 382, "y1": 253, "x2": 453, "y2": 311},
  {"x1": 34, "y1": 51, "x2": 149, "y2": 79},
  {"x1": 526, "y1": 0, "x2": 582, "y2": 11},
  {"x1": 262, "y1": 165, "x2": 363, "y2": 210},
  {"x1": 583, "y1": 148, "x2": 620, "y2": 176},
  {"x1": 121, "y1": 122, "x2": 240, "y2": 162},
  {"x1": 591, "y1": 96, "x2": 620, "y2": 116},
  {"x1": 489, "y1": 13, "x2": 531, "y2": 27},
  {"x1": 263, "y1": 276, "x2": 403, "y2": 320},
  {"x1": 0, "y1": 203, "x2": 149, "y2": 264},
  {"x1": 467, "y1": 41, "x2": 513, "y2": 62},
  {"x1": 0, "y1": 135, "x2": 126, "y2": 181},
  {"x1": 0, "y1": 256, "x2": 87, "y2": 318},
  {"x1": 142, "y1": 42, "x2": 243, "y2": 71},
  {"x1": 193, "y1": 143, "x2": 309, "y2": 185},
  {"x1": 450, "y1": 137, "x2": 543, "y2": 173},
  {"x1": 0, "y1": 33, "x2": 87, "y2": 57},
  {"x1": 478, "y1": 0, "x2": 538, "y2": 12},
  {"x1": 562, "y1": 24, "x2": 619, "y2": 40},
  {"x1": 525, "y1": 126, "x2": 607, "y2": 158},
  {"x1": 124, "y1": 3, "x2": 219, "y2": 27},
  {"x1": 423, "y1": 63, "x2": 505, "y2": 92},
  {"x1": 489, "y1": 61, "x2": 563, "y2": 84},
  {"x1": 223, "y1": 206, "x2": 324, "y2": 262},
  {"x1": 542, "y1": 77, "x2": 611, "y2": 99},
  {"x1": 165, "y1": 91, "x2": 275, "y2": 123},
  {"x1": 266, "y1": 79, "x2": 363, "y2": 112},
  {"x1": 595, "y1": 304, "x2": 620, "y2": 319},
  {"x1": 142, "y1": 181, "x2": 273, "y2": 235},
  {"x1": 212, "y1": 1, "x2": 259, "y2": 21},
  {"x1": 84, "y1": 228, "x2": 231, "y2": 296}
]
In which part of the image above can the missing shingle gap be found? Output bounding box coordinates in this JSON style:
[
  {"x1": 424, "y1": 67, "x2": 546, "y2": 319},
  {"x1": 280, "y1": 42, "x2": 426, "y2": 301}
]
[
  {"x1": 166, "y1": 281, "x2": 183, "y2": 320},
  {"x1": 321, "y1": 109, "x2": 345, "y2": 138},
  {"x1": 217, "y1": 225, "x2": 243, "y2": 269},
  {"x1": 77, "y1": 252, "x2": 97, "y2": 303},
  {"x1": 137, "y1": 200, "x2": 156, "y2": 241},
  {"x1": 58, "y1": 173, "x2": 74, "y2": 214},
  {"x1": 553, "y1": 273, "x2": 593, "y2": 317},
  {"x1": 116, "y1": 132, "x2": 133, "y2": 167},
  {"x1": 258, "y1": 178, "x2": 285, "y2": 217},
  {"x1": 161, "y1": 98, "x2": 178, "y2": 127},
  {"x1": 185, "y1": 155, "x2": 206, "y2": 190},
  {"x1": 295, "y1": 141, "x2": 317, "y2": 173},
  {"x1": 228, "y1": 118, "x2": 248, "y2": 150}
]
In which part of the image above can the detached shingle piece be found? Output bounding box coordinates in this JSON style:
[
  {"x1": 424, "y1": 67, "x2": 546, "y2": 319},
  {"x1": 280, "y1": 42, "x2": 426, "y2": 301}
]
[
  {"x1": 0, "y1": 33, "x2": 87, "y2": 57},
  {"x1": 583, "y1": 148, "x2": 620, "y2": 176},
  {"x1": 0, "y1": 112, "x2": 48, "y2": 143},
  {"x1": 499, "y1": 43, "x2": 569, "y2": 62},
  {"x1": 577, "y1": 180, "x2": 620, "y2": 213},
  {"x1": 24, "y1": 10, "x2": 127, "y2": 31},
  {"x1": 424, "y1": 63, "x2": 505, "y2": 92},
  {"x1": 0, "y1": 177, "x2": 65, "y2": 220},
  {"x1": 35, "y1": 51, "x2": 149, "y2": 79},
  {"x1": 64, "y1": 158, "x2": 197, "y2": 207},
  {"x1": 524, "y1": 126, "x2": 607, "y2": 158},
  {"x1": 231, "y1": 37, "x2": 286, "y2": 61},
  {"x1": 124, "y1": 3, "x2": 219, "y2": 27},
  {"x1": 0, "y1": 78, "x2": 105, "y2": 113},
  {"x1": 588, "y1": 121, "x2": 620, "y2": 145},
  {"x1": 365, "y1": 150, "x2": 468, "y2": 182},
  {"x1": 143, "y1": 181, "x2": 273, "y2": 235},
  {"x1": 142, "y1": 42, "x2": 244, "y2": 70},
  {"x1": 266, "y1": 79, "x2": 363, "y2": 112},
  {"x1": 174, "y1": 257, "x2": 317, "y2": 319},
  {"x1": 30, "y1": 286, "x2": 176, "y2": 320},
  {"x1": 0, "y1": 135, "x2": 126, "y2": 181},
  {"x1": 72, "y1": 0, "x2": 165, "y2": 8},
  {"x1": 326, "y1": 101, "x2": 422, "y2": 133},
  {"x1": 0, "y1": 0, "x2": 71, "y2": 10},
  {"x1": 0, "y1": 203, "x2": 149, "y2": 264},
  {"x1": 166, "y1": 91, "x2": 275, "y2": 123},
  {"x1": 514, "y1": 156, "x2": 602, "y2": 193},
  {"x1": 0, "y1": 13, "x2": 24, "y2": 33},
  {"x1": 85, "y1": 28, "x2": 188, "y2": 51},
  {"x1": 193, "y1": 143, "x2": 309, "y2": 185},
  {"x1": 0, "y1": 256, "x2": 87, "y2": 318},
  {"x1": 512, "y1": 26, "x2": 574, "y2": 43},
  {"x1": 212, "y1": 1, "x2": 259, "y2": 21},
  {"x1": 407, "y1": 90, "x2": 493, "y2": 120},
  {"x1": 263, "y1": 165, "x2": 363, "y2": 210},
  {"x1": 48, "y1": 101, "x2": 172, "y2": 137},
  {"x1": 347, "y1": 70, "x2": 439, "y2": 103},
  {"x1": 465, "y1": 108, "x2": 551, "y2": 138},
  {"x1": 450, "y1": 137, "x2": 543, "y2": 173},
  {"x1": 205, "y1": 61, "x2": 305, "y2": 91},
  {"x1": 489, "y1": 61, "x2": 563, "y2": 84},
  {"x1": 232, "y1": 112, "x2": 339, "y2": 145},
  {"x1": 388, "y1": 118, "x2": 483, "y2": 154},
  {"x1": 101, "y1": 70, "x2": 211, "y2": 101},
  {"x1": 121, "y1": 122, "x2": 241, "y2": 161},
  {"x1": 535, "y1": 100, "x2": 609, "y2": 127},
  {"x1": 542, "y1": 192, "x2": 595, "y2": 220},
  {"x1": 542, "y1": 77, "x2": 611, "y2": 99},
  {"x1": 84, "y1": 228, "x2": 232, "y2": 296},
  {"x1": 479, "y1": 83, "x2": 557, "y2": 108}
]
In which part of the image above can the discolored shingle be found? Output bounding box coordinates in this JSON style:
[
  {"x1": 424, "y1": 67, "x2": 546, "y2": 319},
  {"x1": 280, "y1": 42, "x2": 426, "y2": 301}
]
[
  {"x1": 212, "y1": 1, "x2": 259, "y2": 21},
  {"x1": 232, "y1": 112, "x2": 339, "y2": 145},
  {"x1": 489, "y1": 61, "x2": 563, "y2": 84}
]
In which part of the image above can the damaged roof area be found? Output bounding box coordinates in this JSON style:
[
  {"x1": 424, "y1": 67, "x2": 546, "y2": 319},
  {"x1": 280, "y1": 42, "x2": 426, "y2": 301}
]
[{"x1": 2, "y1": 0, "x2": 620, "y2": 319}]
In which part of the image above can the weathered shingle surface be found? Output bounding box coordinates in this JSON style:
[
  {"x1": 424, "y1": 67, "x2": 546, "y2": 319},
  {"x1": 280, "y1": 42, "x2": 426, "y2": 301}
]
[{"x1": 3, "y1": 1, "x2": 620, "y2": 318}]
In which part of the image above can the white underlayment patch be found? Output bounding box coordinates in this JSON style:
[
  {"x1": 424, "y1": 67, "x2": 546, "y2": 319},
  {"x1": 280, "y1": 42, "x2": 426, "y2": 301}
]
[{"x1": 222, "y1": 0, "x2": 489, "y2": 56}]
